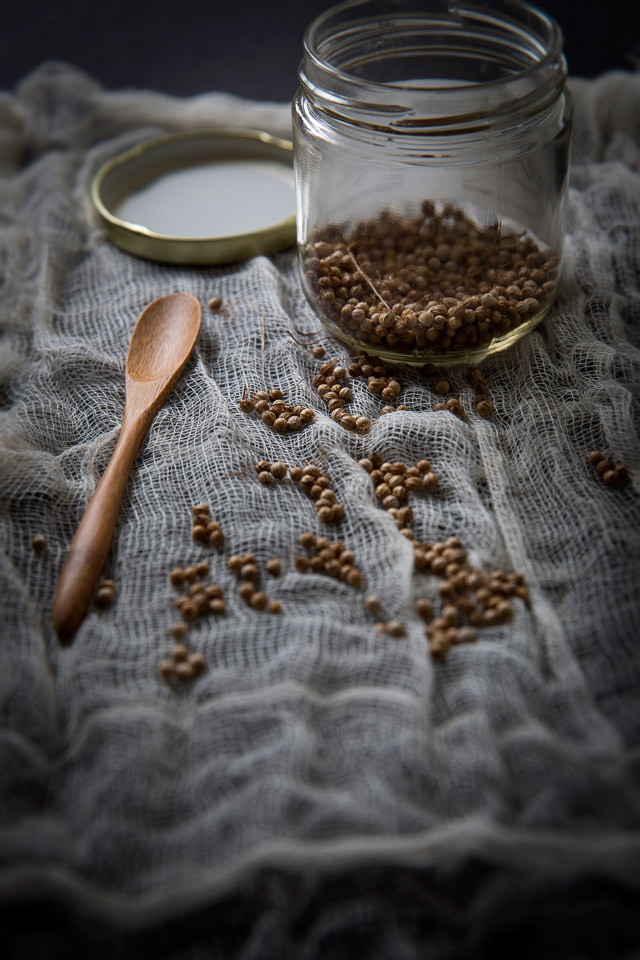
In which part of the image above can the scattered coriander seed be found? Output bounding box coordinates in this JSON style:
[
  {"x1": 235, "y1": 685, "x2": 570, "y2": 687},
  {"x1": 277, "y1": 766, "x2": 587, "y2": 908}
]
[
  {"x1": 183, "y1": 566, "x2": 197, "y2": 582},
  {"x1": 209, "y1": 528, "x2": 225, "y2": 548},
  {"x1": 208, "y1": 296, "x2": 222, "y2": 311},
  {"x1": 192, "y1": 504, "x2": 209, "y2": 516},
  {"x1": 241, "y1": 563, "x2": 259, "y2": 581},
  {"x1": 192, "y1": 524, "x2": 208, "y2": 542},
  {"x1": 310, "y1": 344, "x2": 326, "y2": 358},
  {"x1": 475, "y1": 399, "x2": 493, "y2": 417},
  {"x1": 270, "y1": 461, "x2": 288, "y2": 479},
  {"x1": 294, "y1": 554, "x2": 310, "y2": 572},
  {"x1": 95, "y1": 586, "x2": 115, "y2": 609},
  {"x1": 170, "y1": 622, "x2": 188, "y2": 641},
  {"x1": 205, "y1": 584, "x2": 222, "y2": 599},
  {"x1": 208, "y1": 598, "x2": 226, "y2": 615},
  {"x1": 588, "y1": 450, "x2": 604, "y2": 466},
  {"x1": 172, "y1": 643, "x2": 189, "y2": 662},
  {"x1": 188, "y1": 652, "x2": 207, "y2": 674},
  {"x1": 266, "y1": 558, "x2": 282, "y2": 577},
  {"x1": 31, "y1": 534, "x2": 46, "y2": 553},
  {"x1": 422, "y1": 472, "x2": 439, "y2": 492},
  {"x1": 415, "y1": 598, "x2": 433, "y2": 622},
  {"x1": 435, "y1": 380, "x2": 450, "y2": 395},
  {"x1": 180, "y1": 601, "x2": 199, "y2": 622},
  {"x1": 175, "y1": 661, "x2": 196, "y2": 681},
  {"x1": 227, "y1": 555, "x2": 243, "y2": 572},
  {"x1": 195, "y1": 561, "x2": 209, "y2": 578},
  {"x1": 363, "y1": 594, "x2": 382, "y2": 613},
  {"x1": 268, "y1": 599, "x2": 282, "y2": 614},
  {"x1": 238, "y1": 582, "x2": 255, "y2": 602},
  {"x1": 158, "y1": 659, "x2": 175, "y2": 679},
  {"x1": 257, "y1": 471, "x2": 273, "y2": 485},
  {"x1": 250, "y1": 591, "x2": 268, "y2": 610}
]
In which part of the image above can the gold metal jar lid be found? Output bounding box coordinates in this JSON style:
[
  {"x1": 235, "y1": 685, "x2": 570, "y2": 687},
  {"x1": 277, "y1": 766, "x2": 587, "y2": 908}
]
[{"x1": 91, "y1": 128, "x2": 296, "y2": 265}]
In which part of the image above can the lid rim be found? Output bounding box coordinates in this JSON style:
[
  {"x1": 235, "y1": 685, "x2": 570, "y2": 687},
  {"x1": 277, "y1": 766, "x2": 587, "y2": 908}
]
[{"x1": 90, "y1": 128, "x2": 296, "y2": 264}]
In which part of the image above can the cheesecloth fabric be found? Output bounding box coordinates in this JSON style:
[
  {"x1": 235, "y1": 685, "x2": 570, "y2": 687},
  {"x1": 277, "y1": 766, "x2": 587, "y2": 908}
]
[{"x1": 1, "y1": 63, "x2": 639, "y2": 957}]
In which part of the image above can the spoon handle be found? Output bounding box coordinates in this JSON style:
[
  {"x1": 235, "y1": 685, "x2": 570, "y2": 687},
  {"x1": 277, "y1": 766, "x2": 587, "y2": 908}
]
[{"x1": 53, "y1": 408, "x2": 153, "y2": 642}]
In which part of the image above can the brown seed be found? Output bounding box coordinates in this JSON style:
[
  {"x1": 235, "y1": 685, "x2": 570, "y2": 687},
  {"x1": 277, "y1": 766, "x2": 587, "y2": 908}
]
[
  {"x1": 344, "y1": 566, "x2": 363, "y2": 587},
  {"x1": 205, "y1": 584, "x2": 222, "y2": 599},
  {"x1": 416, "y1": 460, "x2": 431, "y2": 474},
  {"x1": 95, "y1": 586, "x2": 115, "y2": 609},
  {"x1": 195, "y1": 561, "x2": 209, "y2": 578},
  {"x1": 187, "y1": 581, "x2": 205, "y2": 597},
  {"x1": 238, "y1": 582, "x2": 255, "y2": 602},
  {"x1": 188, "y1": 652, "x2": 207, "y2": 674},
  {"x1": 208, "y1": 598, "x2": 226, "y2": 615},
  {"x1": 192, "y1": 524, "x2": 208, "y2": 542},
  {"x1": 294, "y1": 554, "x2": 310, "y2": 572},
  {"x1": 208, "y1": 296, "x2": 222, "y2": 311},
  {"x1": 270, "y1": 461, "x2": 288, "y2": 479},
  {"x1": 310, "y1": 344, "x2": 326, "y2": 358},
  {"x1": 169, "y1": 568, "x2": 185, "y2": 587},
  {"x1": 363, "y1": 594, "x2": 382, "y2": 613},
  {"x1": 241, "y1": 563, "x2": 259, "y2": 581},
  {"x1": 191, "y1": 503, "x2": 210, "y2": 516},
  {"x1": 170, "y1": 622, "x2": 187, "y2": 641},
  {"x1": 422, "y1": 472, "x2": 439, "y2": 491},
  {"x1": 456, "y1": 626, "x2": 476, "y2": 644},
  {"x1": 415, "y1": 597, "x2": 433, "y2": 622},
  {"x1": 239, "y1": 397, "x2": 255, "y2": 413},
  {"x1": 475, "y1": 400, "x2": 493, "y2": 417},
  {"x1": 268, "y1": 599, "x2": 282, "y2": 614},
  {"x1": 266, "y1": 557, "x2": 282, "y2": 577},
  {"x1": 299, "y1": 531, "x2": 316, "y2": 548},
  {"x1": 317, "y1": 506, "x2": 334, "y2": 523},
  {"x1": 209, "y1": 529, "x2": 225, "y2": 548},
  {"x1": 435, "y1": 380, "x2": 450, "y2": 395},
  {"x1": 588, "y1": 450, "x2": 604, "y2": 466},
  {"x1": 158, "y1": 659, "x2": 175, "y2": 679},
  {"x1": 290, "y1": 466, "x2": 304, "y2": 481},
  {"x1": 227, "y1": 555, "x2": 243, "y2": 572},
  {"x1": 250, "y1": 591, "x2": 268, "y2": 610},
  {"x1": 602, "y1": 470, "x2": 620, "y2": 486},
  {"x1": 172, "y1": 643, "x2": 189, "y2": 662},
  {"x1": 175, "y1": 661, "x2": 196, "y2": 681},
  {"x1": 596, "y1": 459, "x2": 615, "y2": 476},
  {"x1": 180, "y1": 601, "x2": 199, "y2": 622},
  {"x1": 384, "y1": 619, "x2": 405, "y2": 637},
  {"x1": 257, "y1": 471, "x2": 273, "y2": 485},
  {"x1": 183, "y1": 566, "x2": 198, "y2": 582},
  {"x1": 31, "y1": 534, "x2": 46, "y2": 553}
]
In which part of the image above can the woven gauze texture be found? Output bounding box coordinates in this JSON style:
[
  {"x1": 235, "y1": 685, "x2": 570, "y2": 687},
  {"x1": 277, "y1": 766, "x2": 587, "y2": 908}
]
[{"x1": 1, "y1": 64, "x2": 640, "y2": 935}]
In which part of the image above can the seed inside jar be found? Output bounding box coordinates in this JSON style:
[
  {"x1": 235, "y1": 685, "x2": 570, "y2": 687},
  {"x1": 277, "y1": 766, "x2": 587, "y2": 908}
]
[{"x1": 303, "y1": 203, "x2": 558, "y2": 357}]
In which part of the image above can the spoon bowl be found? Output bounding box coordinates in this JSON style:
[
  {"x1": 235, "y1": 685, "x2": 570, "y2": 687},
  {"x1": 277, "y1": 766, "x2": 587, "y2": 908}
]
[
  {"x1": 53, "y1": 292, "x2": 202, "y2": 642},
  {"x1": 127, "y1": 292, "x2": 201, "y2": 382}
]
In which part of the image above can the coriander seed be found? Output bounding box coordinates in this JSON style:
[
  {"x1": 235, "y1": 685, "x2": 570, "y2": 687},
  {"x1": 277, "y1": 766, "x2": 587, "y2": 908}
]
[{"x1": 31, "y1": 535, "x2": 46, "y2": 553}]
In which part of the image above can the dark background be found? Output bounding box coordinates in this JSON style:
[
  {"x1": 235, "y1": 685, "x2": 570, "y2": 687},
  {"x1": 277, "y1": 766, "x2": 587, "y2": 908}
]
[{"x1": 2, "y1": 0, "x2": 640, "y2": 100}]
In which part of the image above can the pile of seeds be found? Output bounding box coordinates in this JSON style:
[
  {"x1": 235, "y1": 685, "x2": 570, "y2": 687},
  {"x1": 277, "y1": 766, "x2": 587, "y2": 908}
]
[
  {"x1": 303, "y1": 202, "x2": 559, "y2": 356},
  {"x1": 239, "y1": 388, "x2": 315, "y2": 433},
  {"x1": 434, "y1": 396, "x2": 466, "y2": 420},
  {"x1": 588, "y1": 451, "x2": 629, "y2": 487},
  {"x1": 358, "y1": 454, "x2": 439, "y2": 532},
  {"x1": 191, "y1": 504, "x2": 225, "y2": 548},
  {"x1": 158, "y1": 638, "x2": 207, "y2": 683},
  {"x1": 412, "y1": 537, "x2": 529, "y2": 660},
  {"x1": 254, "y1": 458, "x2": 345, "y2": 523},
  {"x1": 312, "y1": 359, "x2": 371, "y2": 433},
  {"x1": 94, "y1": 577, "x2": 116, "y2": 609},
  {"x1": 295, "y1": 532, "x2": 363, "y2": 587},
  {"x1": 170, "y1": 561, "x2": 227, "y2": 623},
  {"x1": 467, "y1": 367, "x2": 493, "y2": 417},
  {"x1": 227, "y1": 551, "x2": 282, "y2": 613}
]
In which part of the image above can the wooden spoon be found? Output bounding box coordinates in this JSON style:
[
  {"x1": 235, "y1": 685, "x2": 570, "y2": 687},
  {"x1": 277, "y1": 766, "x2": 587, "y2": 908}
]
[{"x1": 53, "y1": 292, "x2": 202, "y2": 642}]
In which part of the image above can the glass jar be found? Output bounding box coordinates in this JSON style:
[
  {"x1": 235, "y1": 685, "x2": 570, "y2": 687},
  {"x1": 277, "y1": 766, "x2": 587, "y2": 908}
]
[{"x1": 293, "y1": 0, "x2": 572, "y2": 367}]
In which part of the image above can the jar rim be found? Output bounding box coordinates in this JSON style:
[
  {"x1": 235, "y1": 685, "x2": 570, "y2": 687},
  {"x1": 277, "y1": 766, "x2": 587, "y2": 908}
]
[{"x1": 300, "y1": 0, "x2": 567, "y2": 129}]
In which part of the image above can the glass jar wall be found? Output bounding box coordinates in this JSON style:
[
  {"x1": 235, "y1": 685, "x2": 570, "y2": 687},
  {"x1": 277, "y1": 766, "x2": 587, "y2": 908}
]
[{"x1": 293, "y1": 0, "x2": 572, "y2": 367}]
